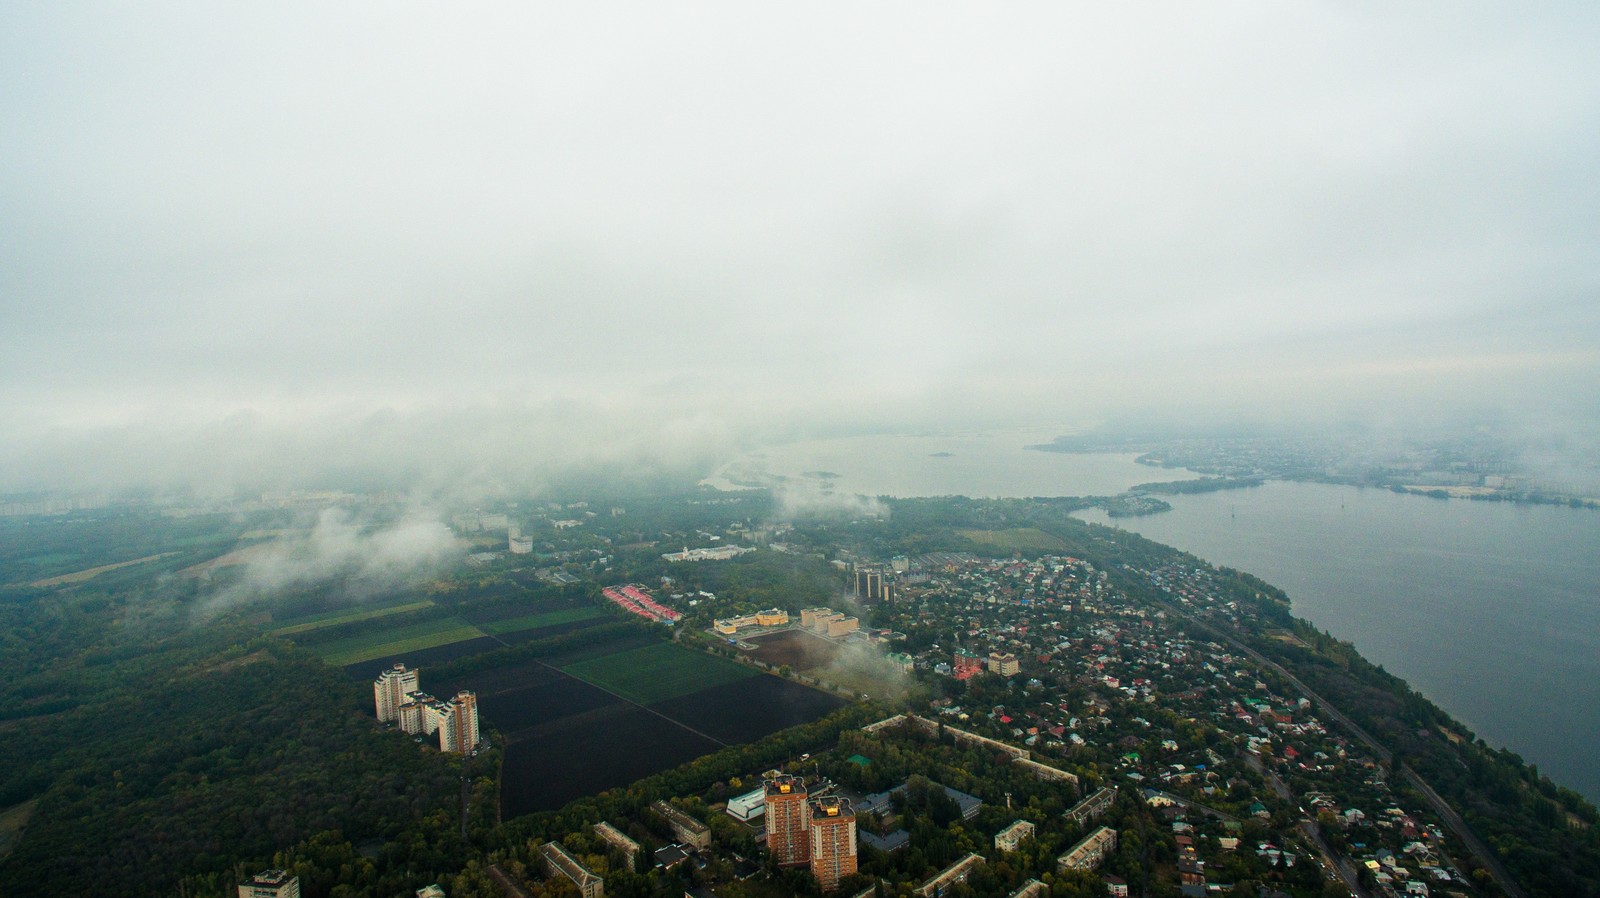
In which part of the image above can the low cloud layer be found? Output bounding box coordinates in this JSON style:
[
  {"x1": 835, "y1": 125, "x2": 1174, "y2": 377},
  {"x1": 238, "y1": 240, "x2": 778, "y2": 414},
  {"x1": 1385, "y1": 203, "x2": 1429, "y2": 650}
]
[
  {"x1": 3, "y1": 4, "x2": 1598, "y2": 494},
  {"x1": 200, "y1": 508, "x2": 461, "y2": 613},
  {"x1": 770, "y1": 484, "x2": 891, "y2": 523}
]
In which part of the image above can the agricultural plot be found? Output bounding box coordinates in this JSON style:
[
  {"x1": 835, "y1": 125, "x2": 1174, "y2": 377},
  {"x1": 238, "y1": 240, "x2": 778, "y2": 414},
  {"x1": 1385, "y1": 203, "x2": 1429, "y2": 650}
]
[
  {"x1": 432, "y1": 658, "x2": 565, "y2": 697},
  {"x1": 479, "y1": 606, "x2": 607, "y2": 636},
  {"x1": 500, "y1": 705, "x2": 720, "y2": 817},
  {"x1": 477, "y1": 677, "x2": 624, "y2": 734},
  {"x1": 314, "y1": 616, "x2": 486, "y2": 666},
  {"x1": 270, "y1": 600, "x2": 435, "y2": 635},
  {"x1": 341, "y1": 637, "x2": 503, "y2": 679},
  {"x1": 561, "y1": 642, "x2": 757, "y2": 704},
  {"x1": 542, "y1": 632, "x2": 662, "y2": 666},
  {"x1": 648, "y1": 675, "x2": 847, "y2": 744},
  {"x1": 492, "y1": 617, "x2": 609, "y2": 646},
  {"x1": 363, "y1": 633, "x2": 845, "y2": 820},
  {"x1": 459, "y1": 597, "x2": 586, "y2": 625},
  {"x1": 744, "y1": 628, "x2": 842, "y2": 671}
]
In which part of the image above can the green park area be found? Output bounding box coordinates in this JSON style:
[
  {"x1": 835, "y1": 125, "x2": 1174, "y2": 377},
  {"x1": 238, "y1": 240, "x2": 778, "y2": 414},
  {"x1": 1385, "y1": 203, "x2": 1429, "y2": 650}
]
[{"x1": 560, "y1": 642, "x2": 756, "y2": 705}]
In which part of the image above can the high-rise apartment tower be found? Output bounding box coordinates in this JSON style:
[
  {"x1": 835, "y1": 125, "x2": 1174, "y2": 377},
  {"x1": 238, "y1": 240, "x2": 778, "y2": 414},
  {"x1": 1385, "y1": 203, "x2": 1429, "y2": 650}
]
[
  {"x1": 434, "y1": 690, "x2": 480, "y2": 753},
  {"x1": 764, "y1": 775, "x2": 810, "y2": 866},
  {"x1": 373, "y1": 663, "x2": 419, "y2": 723},
  {"x1": 809, "y1": 796, "x2": 858, "y2": 892}
]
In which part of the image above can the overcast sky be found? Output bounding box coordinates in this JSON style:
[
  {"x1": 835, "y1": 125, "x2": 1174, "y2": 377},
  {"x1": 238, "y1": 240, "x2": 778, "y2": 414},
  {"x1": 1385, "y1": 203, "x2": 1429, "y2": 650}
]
[{"x1": 3, "y1": 2, "x2": 1598, "y2": 494}]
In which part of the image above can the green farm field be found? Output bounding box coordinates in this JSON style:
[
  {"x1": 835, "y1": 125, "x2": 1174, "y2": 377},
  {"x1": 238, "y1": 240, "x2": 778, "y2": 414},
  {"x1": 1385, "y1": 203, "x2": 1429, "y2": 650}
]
[
  {"x1": 271, "y1": 600, "x2": 436, "y2": 635},
  {"x1": 479, "y1": 606, "x2": 608, "y2": 636},
  {"x1": 312, "y1": 617, "x2": 485, "y2": 666},
  {"x1": 560, "y1": 643, "x2": 756, "y2": 705}
]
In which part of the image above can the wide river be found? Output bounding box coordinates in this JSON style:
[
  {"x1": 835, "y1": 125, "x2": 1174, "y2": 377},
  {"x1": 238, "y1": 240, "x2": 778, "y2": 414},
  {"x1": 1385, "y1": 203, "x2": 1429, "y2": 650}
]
[{"x1": 715, "y1": 431, "x2": 1600, "y2": 802}]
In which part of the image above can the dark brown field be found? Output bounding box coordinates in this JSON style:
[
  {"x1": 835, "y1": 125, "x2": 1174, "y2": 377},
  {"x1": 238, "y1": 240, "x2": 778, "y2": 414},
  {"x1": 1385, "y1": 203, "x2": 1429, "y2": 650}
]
[
  {"x1": 744, "y1": 628, "x2": 842, "y2": 671},
  {"x1": 648, "y1": 675, "x2": 847, "y2": 744},
  {"x1": 500, "y1": 704, "x2": 721, "y2": 816},
  {"x1": 341, "y1": 636, "x2": 501, "y2": 679},
  {"x1": 360, "y1": 638, "x2": 847, "y2": 819}
]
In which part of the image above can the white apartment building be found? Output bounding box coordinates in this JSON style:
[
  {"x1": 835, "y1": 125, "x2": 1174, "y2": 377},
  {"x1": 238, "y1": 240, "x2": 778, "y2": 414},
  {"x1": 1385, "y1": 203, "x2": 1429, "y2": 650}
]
[{"x1": 373, "y1": 663, "x2": 419, "y2": 723}]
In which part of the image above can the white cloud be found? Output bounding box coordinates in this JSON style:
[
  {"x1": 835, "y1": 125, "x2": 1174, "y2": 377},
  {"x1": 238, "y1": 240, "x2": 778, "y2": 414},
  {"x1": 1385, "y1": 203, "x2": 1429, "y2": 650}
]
[{"x1": 2, "y1": 2, "x2": 1598, "y2": 491}]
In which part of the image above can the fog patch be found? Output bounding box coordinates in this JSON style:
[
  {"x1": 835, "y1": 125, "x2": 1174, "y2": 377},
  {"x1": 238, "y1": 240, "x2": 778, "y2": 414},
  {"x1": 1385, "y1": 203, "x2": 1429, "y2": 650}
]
[
  {"x1": 199, "y1": 507, "x2": 461, "y2": 615},
  {"x1": 771, "y1": 484, "x2": 889, "y2": 522},
  {"x1": 815, "y1": 638, "x2": 909, "y2": 703}
]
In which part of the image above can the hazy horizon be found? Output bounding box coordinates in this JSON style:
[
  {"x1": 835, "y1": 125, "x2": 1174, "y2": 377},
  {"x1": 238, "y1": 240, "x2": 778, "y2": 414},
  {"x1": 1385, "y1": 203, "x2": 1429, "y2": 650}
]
[{"x1": 5, "y1": 3, "x2": 1598, "y2": 496}]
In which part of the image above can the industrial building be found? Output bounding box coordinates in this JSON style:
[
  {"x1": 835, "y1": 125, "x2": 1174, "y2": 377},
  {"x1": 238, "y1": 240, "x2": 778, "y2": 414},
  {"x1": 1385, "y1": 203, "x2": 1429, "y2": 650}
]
[
  {"x1": 662, "y1": 544, "x2": 752, "y2": 562},
  {"x1": 808, "y1": 796, "x2": 857, "y2": 892},
  {"x1": 726, "y1": 787, "x2": 767, "y2": 822}
]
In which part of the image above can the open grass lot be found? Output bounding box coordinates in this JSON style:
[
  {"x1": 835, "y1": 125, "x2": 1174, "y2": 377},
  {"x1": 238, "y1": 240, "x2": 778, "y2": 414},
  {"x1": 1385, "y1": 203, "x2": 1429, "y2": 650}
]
[
  {"x1": 500, "y1": 704, "x2": 720, "y2": 817},
  {"x1": 270, "y1": 600, "x2": 435, "y2": 635},
  {"x1": 648, "y1": 674, "x2": 848, "y2": 744},
  {"x1": 956, "y1": 527, "x2": 1070, "y2": 551},
  {"x1": 479, "y1": 606, "x2": 607, "y2": 636},
  {"x1": 561, "y1": 642, "x2": 757, "y2": 705}
]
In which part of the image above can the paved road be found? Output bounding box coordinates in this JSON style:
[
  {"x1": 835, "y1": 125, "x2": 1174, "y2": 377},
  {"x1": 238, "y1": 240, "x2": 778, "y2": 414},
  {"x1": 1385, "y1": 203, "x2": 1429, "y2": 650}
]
[{"x1": 1247, "y1": 753, "x2": 1370, "y2": 898}]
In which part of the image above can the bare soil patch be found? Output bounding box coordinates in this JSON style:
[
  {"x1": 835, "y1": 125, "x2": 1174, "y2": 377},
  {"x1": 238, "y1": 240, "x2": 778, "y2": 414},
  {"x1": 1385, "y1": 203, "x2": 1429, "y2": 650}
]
[{"x1": 744, "y1": 628, "x2": 843, "y2": 671}]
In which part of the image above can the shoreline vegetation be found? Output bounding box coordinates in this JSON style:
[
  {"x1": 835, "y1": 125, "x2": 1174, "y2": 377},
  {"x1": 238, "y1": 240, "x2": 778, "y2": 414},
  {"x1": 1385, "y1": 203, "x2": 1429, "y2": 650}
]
[{"x1": 1029, "y1": 435, "x2": 1600, "y2": 511}]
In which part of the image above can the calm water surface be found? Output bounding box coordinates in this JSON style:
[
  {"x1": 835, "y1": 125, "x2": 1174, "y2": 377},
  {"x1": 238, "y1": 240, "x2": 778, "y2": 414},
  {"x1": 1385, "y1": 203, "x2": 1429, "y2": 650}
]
[
  {"x1": 706, "y1": 428, "x2": 1196, "y2": 497},
  {"x1": 723, "y1": 431, "x2": 1600, "y2": 801},
  {"x1": 1076, "y1": 482, "x2": 1600, "y2": 802}
]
